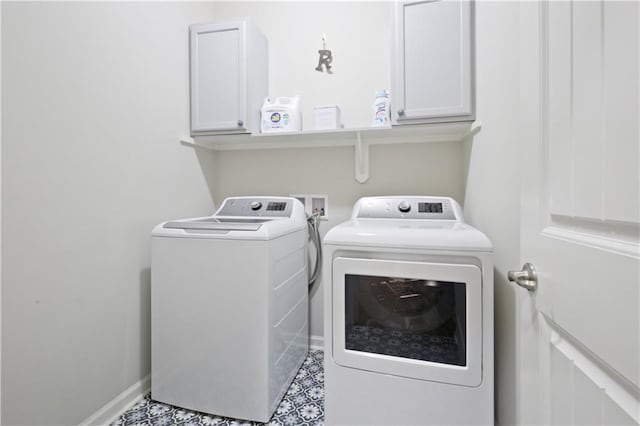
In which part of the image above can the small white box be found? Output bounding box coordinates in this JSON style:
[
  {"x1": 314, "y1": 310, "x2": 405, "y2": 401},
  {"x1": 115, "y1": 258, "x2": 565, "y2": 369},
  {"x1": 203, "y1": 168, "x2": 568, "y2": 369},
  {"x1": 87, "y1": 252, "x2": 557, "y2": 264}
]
[{"x1": 314, "y1": 105, "x2": 342, "y2": 130}]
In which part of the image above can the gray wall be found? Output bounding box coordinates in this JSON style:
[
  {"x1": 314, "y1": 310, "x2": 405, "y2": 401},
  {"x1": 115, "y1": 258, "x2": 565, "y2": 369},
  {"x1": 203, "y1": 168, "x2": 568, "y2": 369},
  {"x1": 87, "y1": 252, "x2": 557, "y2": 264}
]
[
  {"x1": 463, "y1": 2, "x2": 521, "y2": 425},
  {"x1": 2, "y1": 3, "x2": 216, "y2": 424}
]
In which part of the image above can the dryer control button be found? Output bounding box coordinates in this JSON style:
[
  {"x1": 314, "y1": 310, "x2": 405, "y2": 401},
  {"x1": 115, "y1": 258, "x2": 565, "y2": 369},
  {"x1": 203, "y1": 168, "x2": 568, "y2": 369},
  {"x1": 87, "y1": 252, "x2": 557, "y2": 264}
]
[
  {"x1": 398, "y1": 201, "x2": 411, "y2": 213},
  {"x1": 250, "y1": 201, "x2": 263, "y2": 211}
]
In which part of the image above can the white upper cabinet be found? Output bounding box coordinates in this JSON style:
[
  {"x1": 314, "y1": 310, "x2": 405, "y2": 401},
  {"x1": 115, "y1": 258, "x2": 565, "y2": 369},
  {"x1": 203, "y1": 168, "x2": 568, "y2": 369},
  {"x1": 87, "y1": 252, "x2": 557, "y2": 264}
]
[
  {"x1": 190, "y1": 19, "x2": 268, "y2": 135},
  {"x1": 392, "y1": 0, "x2": 474, "y2": 123}
]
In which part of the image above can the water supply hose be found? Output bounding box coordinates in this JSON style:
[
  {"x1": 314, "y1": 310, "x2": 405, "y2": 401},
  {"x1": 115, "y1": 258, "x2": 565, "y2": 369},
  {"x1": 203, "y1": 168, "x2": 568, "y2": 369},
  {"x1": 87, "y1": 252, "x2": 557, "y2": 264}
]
[{"x1": 307, "y1": 211, "x2": 323, "y2": 291}]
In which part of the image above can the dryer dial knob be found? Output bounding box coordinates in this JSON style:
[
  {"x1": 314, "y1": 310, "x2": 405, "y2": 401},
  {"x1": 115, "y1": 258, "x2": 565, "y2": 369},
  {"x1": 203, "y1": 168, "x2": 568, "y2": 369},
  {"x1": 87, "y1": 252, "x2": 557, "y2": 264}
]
[
  {"x1": 250, "y1": 201, "x2": 262, "y2": 211},
  {"x1": 398, "y1": 201, "x2": 411, "y2": 213}
]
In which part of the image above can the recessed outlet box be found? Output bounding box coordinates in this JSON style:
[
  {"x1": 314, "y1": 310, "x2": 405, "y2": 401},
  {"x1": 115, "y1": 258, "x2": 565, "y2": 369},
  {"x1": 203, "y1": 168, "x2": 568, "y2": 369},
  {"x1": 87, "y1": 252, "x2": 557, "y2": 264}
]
[
  {"x1": 290, "y1": 194, "x2": 328, "y2": 220},
  {"x1": 311, "y1": 195, "x2": 328, "y2": 218}
]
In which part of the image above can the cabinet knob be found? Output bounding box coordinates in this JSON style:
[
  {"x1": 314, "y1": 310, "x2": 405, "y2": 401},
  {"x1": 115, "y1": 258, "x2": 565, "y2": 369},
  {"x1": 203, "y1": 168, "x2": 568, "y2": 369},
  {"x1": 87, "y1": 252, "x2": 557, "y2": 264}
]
[
  {"x1": 237, "y1": 120, "x2": 244, "y2": 127},
  {"x1": 397, "y1": 109, "x2": 405, "y2": 116}
]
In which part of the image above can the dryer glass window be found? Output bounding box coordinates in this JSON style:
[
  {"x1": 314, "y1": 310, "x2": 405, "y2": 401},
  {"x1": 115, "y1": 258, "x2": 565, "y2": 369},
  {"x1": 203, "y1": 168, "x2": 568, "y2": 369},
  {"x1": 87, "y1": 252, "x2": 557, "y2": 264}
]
[{"x1": 344, "y1": 274, "x2": 467, "y2": 366}]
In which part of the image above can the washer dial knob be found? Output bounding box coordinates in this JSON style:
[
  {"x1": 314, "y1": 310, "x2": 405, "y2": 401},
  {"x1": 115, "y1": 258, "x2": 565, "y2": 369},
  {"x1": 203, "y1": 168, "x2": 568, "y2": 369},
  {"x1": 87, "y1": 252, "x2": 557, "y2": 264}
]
[
  {"x1": 250, "y1": 201, "x2": 262, "y2": 211},
  {"x1": 398, "y1": 201, "x2": 411, "y2": 213}
]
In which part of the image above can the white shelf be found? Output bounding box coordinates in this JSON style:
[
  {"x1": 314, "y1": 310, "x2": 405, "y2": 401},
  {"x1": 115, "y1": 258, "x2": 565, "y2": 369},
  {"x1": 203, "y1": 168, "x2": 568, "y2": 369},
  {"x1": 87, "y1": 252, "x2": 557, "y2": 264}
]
[
  {"x1": 180, "y1": 121, "x2": 481, "y2": 183},
  {"x1": 181, "y1": 121, "x2": 479, "y2": 150}
]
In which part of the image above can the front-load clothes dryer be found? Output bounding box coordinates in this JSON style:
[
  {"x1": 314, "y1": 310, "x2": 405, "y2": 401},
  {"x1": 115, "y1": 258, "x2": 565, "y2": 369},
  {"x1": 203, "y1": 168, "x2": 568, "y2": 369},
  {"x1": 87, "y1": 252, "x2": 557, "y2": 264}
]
[
  {"x1": 323, "y1": 196, "x2": 493, "y2": 425},
  {"x1": 151, "y1": 196, "x2": 309, "y2": 422}
]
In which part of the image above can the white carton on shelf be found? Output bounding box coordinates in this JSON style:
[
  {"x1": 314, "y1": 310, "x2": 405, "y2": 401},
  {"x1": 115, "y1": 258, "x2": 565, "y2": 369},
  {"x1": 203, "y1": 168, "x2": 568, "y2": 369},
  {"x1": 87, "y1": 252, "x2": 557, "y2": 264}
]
[
  {"x1": 261, "y1": 96, "x2": 301, "y2": 133},
  {"x1": 314, "y1": 105, "x2": 342, "y2": 130}
]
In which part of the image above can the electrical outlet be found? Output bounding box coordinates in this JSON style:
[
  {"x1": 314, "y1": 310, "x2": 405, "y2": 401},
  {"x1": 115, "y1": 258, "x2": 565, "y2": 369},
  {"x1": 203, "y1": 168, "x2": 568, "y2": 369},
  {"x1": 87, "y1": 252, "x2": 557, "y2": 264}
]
[{"x1": 290, "y1": 194, "x2": 328, "y2": 220}]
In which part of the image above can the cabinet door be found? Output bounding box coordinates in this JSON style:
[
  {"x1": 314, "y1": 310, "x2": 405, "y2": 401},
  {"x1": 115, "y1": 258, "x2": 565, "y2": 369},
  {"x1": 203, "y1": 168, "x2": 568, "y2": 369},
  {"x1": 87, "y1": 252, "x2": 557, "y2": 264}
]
[
  {"x1": 190, "y1": 22, "x2": 246, "y2": 133},
  {"x1": 394, "y1": 0, "x2": 473, "y2": 122}
]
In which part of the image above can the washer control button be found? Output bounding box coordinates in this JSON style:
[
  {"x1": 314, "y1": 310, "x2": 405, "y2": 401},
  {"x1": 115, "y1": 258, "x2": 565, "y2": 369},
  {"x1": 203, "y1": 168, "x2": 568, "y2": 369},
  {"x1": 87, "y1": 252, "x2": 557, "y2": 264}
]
[
  {"x1": 250, "y1": 201, "x2": 262, "y2": 211},
  {"x1": 398, "y1": 201, "x2": 411, "y2": 213}
]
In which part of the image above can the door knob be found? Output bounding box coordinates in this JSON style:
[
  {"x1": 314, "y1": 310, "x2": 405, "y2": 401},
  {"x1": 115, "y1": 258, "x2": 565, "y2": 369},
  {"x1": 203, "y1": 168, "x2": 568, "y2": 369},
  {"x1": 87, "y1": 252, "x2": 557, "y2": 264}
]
[{"x1": 508, "y1": 262, "x2": 538, "y2": 292}]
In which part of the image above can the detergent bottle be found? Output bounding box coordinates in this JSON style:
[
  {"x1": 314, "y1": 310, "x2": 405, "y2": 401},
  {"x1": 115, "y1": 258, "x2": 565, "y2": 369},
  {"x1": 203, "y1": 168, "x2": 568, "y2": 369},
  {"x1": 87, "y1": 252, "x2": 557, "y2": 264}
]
[
  {"x1": 261, "y1": 96, "x2": 301, "y2": 133},
  {"x1": 372, "y1": 90, "x2": 390, "y2": 127}
]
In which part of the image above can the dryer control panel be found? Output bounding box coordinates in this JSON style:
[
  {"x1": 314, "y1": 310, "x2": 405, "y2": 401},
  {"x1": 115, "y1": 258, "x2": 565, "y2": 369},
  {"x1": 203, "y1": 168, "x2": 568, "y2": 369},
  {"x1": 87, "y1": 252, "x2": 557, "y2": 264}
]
[
  {"x1": 353, "y1": 196, "x2": 462, "y2": 221},
  {"x1": 216, "y1": 197, "x2": 294, "y2": 217}
]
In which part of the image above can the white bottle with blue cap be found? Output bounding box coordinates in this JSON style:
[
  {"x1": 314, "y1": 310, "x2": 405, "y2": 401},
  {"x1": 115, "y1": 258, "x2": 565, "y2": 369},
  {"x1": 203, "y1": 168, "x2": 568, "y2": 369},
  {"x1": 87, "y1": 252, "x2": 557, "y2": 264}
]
[{"x1": 372, "y1": 89, "x2": 390, "y2": 127}]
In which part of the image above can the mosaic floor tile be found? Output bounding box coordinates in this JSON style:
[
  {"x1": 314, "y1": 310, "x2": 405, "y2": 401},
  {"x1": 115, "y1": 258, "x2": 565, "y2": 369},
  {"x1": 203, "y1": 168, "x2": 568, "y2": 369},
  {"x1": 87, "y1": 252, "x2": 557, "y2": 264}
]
[{"x1": 111, "y1": 349, "x2": 324, "y2": 426}]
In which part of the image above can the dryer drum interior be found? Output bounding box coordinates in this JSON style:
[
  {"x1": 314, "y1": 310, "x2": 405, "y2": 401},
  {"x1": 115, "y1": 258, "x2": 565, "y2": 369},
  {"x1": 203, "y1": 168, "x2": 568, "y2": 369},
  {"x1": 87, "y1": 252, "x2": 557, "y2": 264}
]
[{"x1": 344, "y1": 274, "x2": 467, "y2": 366}]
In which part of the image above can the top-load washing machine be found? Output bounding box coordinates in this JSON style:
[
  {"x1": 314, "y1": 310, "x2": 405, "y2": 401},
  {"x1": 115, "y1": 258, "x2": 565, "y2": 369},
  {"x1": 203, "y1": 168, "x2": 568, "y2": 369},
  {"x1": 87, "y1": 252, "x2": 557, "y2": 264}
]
[
  {"x1": 151, "y1": 196, "x2": 309, "y2": 422},
  {"x1": 323, "y1": 196, "x2": 493, "y2": 425}
]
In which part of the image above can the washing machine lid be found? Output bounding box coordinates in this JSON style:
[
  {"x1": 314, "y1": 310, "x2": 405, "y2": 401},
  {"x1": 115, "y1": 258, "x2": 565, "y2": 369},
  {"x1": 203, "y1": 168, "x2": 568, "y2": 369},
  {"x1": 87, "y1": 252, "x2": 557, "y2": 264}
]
[
  {"x1": 163, "y1": 217, "x2": 272, "y2": 232},
  {"x1": 324, "y1": 219, "x2": 492, "y2": 252},
  {"x1": 152, "y1": 196, "x2": 307, "y2": 240}
]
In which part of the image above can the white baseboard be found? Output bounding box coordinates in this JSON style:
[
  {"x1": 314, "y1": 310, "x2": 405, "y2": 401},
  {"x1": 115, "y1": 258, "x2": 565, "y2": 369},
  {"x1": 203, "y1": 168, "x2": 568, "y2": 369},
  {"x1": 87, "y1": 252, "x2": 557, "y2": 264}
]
[
  {"x1": 310, "y1": 334, "x2": 324, "y2": 351},
  {"x1": 79, "y1": 375, "x2": 150, "y2": 426},
  {"x1": 79, "y1": 337, "x2": 322, "y2": 425}
]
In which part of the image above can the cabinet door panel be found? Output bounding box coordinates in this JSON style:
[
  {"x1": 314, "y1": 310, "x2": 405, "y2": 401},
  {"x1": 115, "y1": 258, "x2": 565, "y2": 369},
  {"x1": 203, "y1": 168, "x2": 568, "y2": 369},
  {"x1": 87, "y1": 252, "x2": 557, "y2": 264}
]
[
  {"x1": 395, "y1": 0, "x2": 473, "y2": 122},
  {"x1": 191, "y1": 24, "x2": 245, "y2": 133}
]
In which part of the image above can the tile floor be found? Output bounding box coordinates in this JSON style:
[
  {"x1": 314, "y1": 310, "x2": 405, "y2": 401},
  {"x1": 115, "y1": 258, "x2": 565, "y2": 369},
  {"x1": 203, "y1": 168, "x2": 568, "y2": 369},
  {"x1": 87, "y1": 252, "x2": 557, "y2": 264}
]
[{"x1": 111, "y1": 349, "x2": 324, "y2": 426}]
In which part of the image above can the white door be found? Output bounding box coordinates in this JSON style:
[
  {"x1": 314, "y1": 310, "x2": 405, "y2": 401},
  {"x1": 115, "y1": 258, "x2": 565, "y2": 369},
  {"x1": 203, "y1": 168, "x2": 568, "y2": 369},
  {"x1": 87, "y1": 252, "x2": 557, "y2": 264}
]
[{"x1": 516, "y1": 2, "x2": 639, "y2": 425}]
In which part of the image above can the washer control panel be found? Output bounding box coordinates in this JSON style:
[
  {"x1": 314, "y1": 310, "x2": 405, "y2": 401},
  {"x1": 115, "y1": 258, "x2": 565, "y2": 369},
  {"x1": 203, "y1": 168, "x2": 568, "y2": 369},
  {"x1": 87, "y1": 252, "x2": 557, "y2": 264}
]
[
  {"x1": 217, "y1": 197, "x2": 293, "y2": 217},
  {"x1": 355, "y1": 197, "x2": 461, "y2": 221}
]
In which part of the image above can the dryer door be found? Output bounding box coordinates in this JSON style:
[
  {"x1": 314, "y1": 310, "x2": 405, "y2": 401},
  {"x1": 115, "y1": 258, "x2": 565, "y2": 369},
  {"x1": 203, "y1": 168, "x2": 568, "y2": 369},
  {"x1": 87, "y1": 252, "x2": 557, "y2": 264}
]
[{"x1": 332, "y1": 257, "x2": 482, "y2": 387}]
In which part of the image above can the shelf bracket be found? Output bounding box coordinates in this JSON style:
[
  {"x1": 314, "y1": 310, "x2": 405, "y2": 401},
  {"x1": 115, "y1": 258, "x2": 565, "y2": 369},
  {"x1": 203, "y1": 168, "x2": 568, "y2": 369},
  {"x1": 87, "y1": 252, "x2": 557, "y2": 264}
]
[
  {"x1": 179, "y1": 135, "x2": 196, "y2": 147},
  {"x1": 354, "y1": 131, "x2": 370, "y2": 183},
  {"x1": 469, "y1": 120, "x2": 482, "y2": 138}
]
